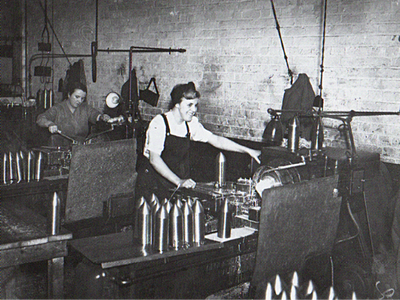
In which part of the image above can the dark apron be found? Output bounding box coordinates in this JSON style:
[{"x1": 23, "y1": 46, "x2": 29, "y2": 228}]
[{"x1": 135, "y1": 114, "x2": 190, "y2": 202}]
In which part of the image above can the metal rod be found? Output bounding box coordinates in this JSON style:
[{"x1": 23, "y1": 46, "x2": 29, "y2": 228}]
[
  {"x1": 168, "y1": 184, "x2": 181, "y2": 202},
  {"x1": 85, "y1": 127, "x2": 114, "y2": 142},
  {"x1": 268, "y1": 161, "x2": 306, "y2": 172},
  {"x1": 318, "y1": 0, "x2": 328, "y2": 98},
  {"x1": 362, "y1": 191, "x2": 376, "y2": 257},
  {"x1": 129, "y1": 47, "x2": 133, "y2": 120},
  {"x1": 346, "y1": 121, "x2": 357, "y2": 155},
  {"x1": 36, "y1": 0, "x2": 72, "y2": 65},
  {"x1": 56, "y1": 130, "x2": 79, "y2": 144},
  {"x1": 268, "y1": 108, "x2": 400, "y2": 117},
  {"x1": 321, "y1": 111, "x2": 399, "y2": 116},
  {"x1": 97, "y1": 47, "x2": 186, "y2": 53},
  {"x1": 269, "y1": 0, "x2": 293, "y2": 85},
  {"x1": 95, "y1": 0, "x2": 98, "y2": 44}
]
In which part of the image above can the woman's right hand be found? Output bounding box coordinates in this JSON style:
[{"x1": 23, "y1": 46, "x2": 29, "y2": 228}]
[
  {"x1": 178, "y1": 178, "x2": 197, "y2": 189},
  {"x1": 48, "y1": 124, "x2": 58, "y2": 133}
]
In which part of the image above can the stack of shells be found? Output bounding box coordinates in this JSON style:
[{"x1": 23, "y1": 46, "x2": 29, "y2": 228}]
[
  {"x1": 264, "y1": 272, "x2": 357, "y2": 300},
  {"x1": 2, "y1": 150, "x2": 44, "y2": 185},
  {"x1": 135, "y1": 194, "x2": 205, "y2": 253}
]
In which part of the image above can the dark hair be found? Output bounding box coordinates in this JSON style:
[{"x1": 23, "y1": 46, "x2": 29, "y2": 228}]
[
  {"x1": 169, "y1": 82, "x2": 200, "y2": 109},
  {"x1": 67, "y1": 82, "x2": 87, "y2": 96}
]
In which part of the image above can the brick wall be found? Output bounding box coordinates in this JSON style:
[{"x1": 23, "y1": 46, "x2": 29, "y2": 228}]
[{"x1": 25, "y1": 0, "x2": 400, "y2": 163}]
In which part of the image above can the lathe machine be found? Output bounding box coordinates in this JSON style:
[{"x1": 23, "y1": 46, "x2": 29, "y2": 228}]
[{"x1": 64, "y1": 135, "x2": 392, "y2": 299}]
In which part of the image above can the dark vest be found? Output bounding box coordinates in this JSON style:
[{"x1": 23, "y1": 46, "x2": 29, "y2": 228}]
[{"x1": 135, "y1": 114, "x2": 190, "y2": 201}]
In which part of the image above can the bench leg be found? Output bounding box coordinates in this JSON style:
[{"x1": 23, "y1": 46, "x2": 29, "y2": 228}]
[{"x1": 48, "y1": 257, "x2": 64, "y2": 299}]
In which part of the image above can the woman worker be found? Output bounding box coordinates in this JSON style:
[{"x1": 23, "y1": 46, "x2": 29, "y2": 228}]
[
  {"x1": 135, "y1": 81, "x2": 261, "y2": 201},
  {"x1": 37, "y1": 82, "x2": 111, "y2": 146}
]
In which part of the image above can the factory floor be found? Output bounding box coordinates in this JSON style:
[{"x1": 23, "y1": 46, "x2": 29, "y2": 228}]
[{"x1": 3, "y1": 243, "x2": 398, "y2": 299}]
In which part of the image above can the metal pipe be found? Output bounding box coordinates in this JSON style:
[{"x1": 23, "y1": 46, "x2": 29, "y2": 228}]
[
  {"x1": 264, "y1": 158, "x2": 306, "y2": 174},
  {"x1": 129, "y1": 47, "x2": 133, "y2": 120},
  {"x1": 268, "y1": 108, "x2": 400, "y2": 117},
  {"x1": 85, "y1": 127, "x2": 114, "y2": 143},
  {"x1": 318, "y1": 0, "x2": 328, "y2": 98},
  {"x1": 95, "y1": 0, "x2": 98, "y2": 44},
  {"x1": 346, "y1": 121, "x2": 357, "y2": 156},
  {"x1": 168, "y1": 184, "x2": 181, "y2": 202},
  {"x1": 36, "y1": 0, "x2": 72, "y2": 65},
  {"x1": 98, "y1": 47, "x2": 186, "y2": 53}
]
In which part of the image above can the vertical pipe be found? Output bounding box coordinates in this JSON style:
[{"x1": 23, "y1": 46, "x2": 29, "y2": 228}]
[
  {"x1": 95, "y1": 0, "x2": 98, "y2": 44},
  {"x1": 24, "y1": 0, "x2": 29, "y2": 99}
]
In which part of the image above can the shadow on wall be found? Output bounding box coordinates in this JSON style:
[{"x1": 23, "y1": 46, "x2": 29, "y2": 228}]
[{"x1": 199, "y1": 63, "x2": 223, "y2": 94}]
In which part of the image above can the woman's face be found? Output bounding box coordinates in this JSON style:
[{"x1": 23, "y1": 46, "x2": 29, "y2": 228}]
[
  {"x1": 68, "y1": 89, "x2": 86, "y2": 108},
  {"x1": 176, "y1": 97, "x2": 198, "y2": 122}
]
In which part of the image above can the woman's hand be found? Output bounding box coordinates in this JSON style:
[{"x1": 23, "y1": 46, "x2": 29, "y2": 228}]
[
  {"x1": 208, "y1": 134, "x2": 261, "y2": 164},
  {"x1": 149, "y1": 152, "x2": 197, "y2": 189},
  {"x1": 247, "y1": 148, "x2": 261, "y2": 164},
  {"x1": 48, "y1": 124, "x2": 58, "y2": 133},
  {"x1": 101, "y1": 114, "x2": 111, "y2": 122},
  {"x1": 178, "y1": 178, "x2": 197, "y2": 189}
]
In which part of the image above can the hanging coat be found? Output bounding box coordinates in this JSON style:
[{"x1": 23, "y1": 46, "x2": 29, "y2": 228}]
[
  {"x1": 281, "y1": 73, "x2": 315, "y2": 140},
  {"x1": 63, "y1": 59, "x2": 87, "y2": 99}
]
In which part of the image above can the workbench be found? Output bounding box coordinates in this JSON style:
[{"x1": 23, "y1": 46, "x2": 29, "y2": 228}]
[
  {"x1": 0, "y1": 175, "x2": 69, "y2": 221},
  {"x1": 69, "y1": 227, "x2": 257, "y2": 299},
  {"x1": 0, "y1": 201, "x2": 72, "y2": 298},
  {"x1": 1, "y1": 175, "x2": 68, "y2": 199}
]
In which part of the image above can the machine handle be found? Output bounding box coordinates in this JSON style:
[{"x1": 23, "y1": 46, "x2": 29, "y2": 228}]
[{"x1": 56, "y1": 130, "x2": 80, "y2": 144}]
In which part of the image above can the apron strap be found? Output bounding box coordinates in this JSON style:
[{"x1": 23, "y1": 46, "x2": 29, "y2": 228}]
[
  {"x1": 161, "y1": 114, "x2": 171, "y2": 136},
  {"x1": 161, "y1": 113, "x2": 190, "y2": 138}
]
